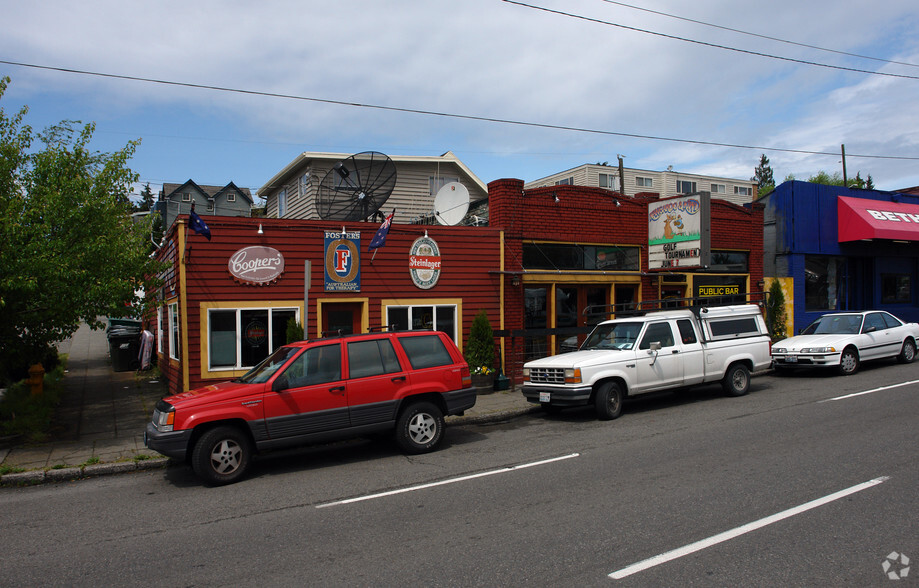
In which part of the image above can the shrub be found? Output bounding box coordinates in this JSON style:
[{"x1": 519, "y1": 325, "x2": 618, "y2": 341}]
[
  {"x1": 765, "y1": 279, "x2": 787, "y2": 341},
  {"x1": 465, "y1": 310, "x2": 495, "y2": 372},
  {"x1": 286, "y1": 317, "x2": 304, "y2": 344}
]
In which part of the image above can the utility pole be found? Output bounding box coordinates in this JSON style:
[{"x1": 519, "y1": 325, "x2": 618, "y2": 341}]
[{"x1": 841, "y1": 144, "x2": 848, "y2": 187}]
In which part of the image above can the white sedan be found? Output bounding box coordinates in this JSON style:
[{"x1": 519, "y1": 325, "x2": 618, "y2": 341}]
[{"x1": 771, "y1": 311, "x2": 919, "y2": 375}]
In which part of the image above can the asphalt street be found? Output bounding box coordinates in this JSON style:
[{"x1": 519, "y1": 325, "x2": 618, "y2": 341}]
[{"x1": 1, "y1": 360, "x2": 917, "y2": 586}]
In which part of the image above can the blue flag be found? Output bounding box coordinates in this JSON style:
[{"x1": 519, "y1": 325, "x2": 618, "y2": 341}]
[
  {"x1": 368, "y1": 211, "x2": 394, "y2": 251},
  {"x1": 189, "y1": 209, "x2": 212, "y2": 241}
]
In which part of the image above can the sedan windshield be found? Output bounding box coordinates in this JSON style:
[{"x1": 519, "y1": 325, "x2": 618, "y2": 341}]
[
  {"x1": 582, "y1": 322, "x2": 642, "y2": 350},
  {"x1": 235, "y1": 346, "x2": 300, "y2": 384},
  {"x1": 802, "y1": 314, "x2": 863, "y2": 336}
]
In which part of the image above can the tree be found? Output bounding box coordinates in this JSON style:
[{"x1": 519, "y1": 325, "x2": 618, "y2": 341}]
[
  {"x1": 807, "y1": 170, "x2": 876, "y2": 189},
  {"x1": 765, "y1": 279, "x2": 787, "y2": 341},
  {"x1": 465, "y1": 310, "x2": 495, "y2": 373},
  {"x1": 0, "y1": 77, "x2": 165, "y2": 383},
  {"x1": 138, "y1": 182, "x2": 155, "y2": 212},
  {"x1": 752, "y1": 154, "x2": 775, "y2": 197}
]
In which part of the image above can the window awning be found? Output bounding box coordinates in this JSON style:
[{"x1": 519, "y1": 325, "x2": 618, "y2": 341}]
[{"x1": 837, "y1": 195, "x2": 919, "y2": 242}]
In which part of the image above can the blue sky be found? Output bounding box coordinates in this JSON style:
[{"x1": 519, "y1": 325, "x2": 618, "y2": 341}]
[{"x1": 2, "y1": 0, "x2": 918, "y2": 204}]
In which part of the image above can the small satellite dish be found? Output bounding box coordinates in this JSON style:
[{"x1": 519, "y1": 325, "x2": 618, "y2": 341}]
[
  {"x1": 433, "y1": 182, "x2": 470, "y2": 226},
  {"x1": 317, "y1": 151, "x2": 397, "y2": 221}
]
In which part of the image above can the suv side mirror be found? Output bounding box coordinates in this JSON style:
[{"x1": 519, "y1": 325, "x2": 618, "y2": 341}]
[
  {"x1": 649, "y1": 341, "x2": 662, "y2": 352},
  {"x1": 272, "y1": 374, "x2": 289, "y2": 392}
]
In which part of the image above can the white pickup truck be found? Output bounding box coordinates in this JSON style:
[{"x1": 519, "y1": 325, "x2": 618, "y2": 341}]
[{"x1": 521, "y1": 304, "x2": 773, "y2": 420}]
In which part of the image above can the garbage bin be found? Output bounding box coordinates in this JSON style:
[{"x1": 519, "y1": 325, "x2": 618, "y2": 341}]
[{"x1": 108, "y1": 326, "x2": 141, "y2": 372}]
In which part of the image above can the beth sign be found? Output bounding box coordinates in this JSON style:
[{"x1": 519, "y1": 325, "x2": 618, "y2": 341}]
[{"x1": 228, "y1": 246, "x2": 285, "y2": 285}]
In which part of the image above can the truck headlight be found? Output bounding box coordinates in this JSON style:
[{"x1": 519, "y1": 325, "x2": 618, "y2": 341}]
[
  {"x1": 152, "y1": 405, "x2": 175, "y2": 432},
  {"x1": 522, "y1": 367, "x2": 530, "y2": 382},
  {"x1": 564, "y1": 368, "x2": 581, "y2": 384}
]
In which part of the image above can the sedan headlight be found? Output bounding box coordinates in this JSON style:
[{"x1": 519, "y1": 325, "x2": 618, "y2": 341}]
[
  {"x1": 801, "y1": 347, "x2": 837, "y2": 353},
  {"x1": 773, "y1": 347, "x2": 786, "y2": 354},
  {"x1": 152, "y1": 404, "x2": 175, "y2": 432}
]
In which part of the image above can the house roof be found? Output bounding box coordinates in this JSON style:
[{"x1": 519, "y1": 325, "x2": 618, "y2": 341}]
[
  {"x1": 257, "y1": 151, "x2": 487, "y2": 196},
  {"x1": 161, "y1": 180, "x2": 253, "y2": 203}
]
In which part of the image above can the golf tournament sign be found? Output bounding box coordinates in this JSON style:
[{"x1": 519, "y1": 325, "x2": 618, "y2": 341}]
[
  {"x1": 228, "y1": 246, "x2": 285, "y2": 285},
  {"x1": 409, "y1": 234, "x2": 441, "y2": 289},
  {"x1": 648, "y1": 193, "x2": 711, "y2": 270}
]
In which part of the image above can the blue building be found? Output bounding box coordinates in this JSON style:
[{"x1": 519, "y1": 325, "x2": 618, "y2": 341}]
[{"x1": 762, "y1": 181, "x2": 919, "y2": 331}]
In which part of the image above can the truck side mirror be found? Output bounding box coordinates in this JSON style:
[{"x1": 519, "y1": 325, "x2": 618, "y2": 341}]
[{"x1": 649, "y1": 341, "x2": 662, "y2": 351}]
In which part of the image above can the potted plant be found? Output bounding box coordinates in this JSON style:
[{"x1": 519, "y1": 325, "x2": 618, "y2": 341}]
[{"x1": 465, "y1": 310, "x2": 496, "y2": 392}]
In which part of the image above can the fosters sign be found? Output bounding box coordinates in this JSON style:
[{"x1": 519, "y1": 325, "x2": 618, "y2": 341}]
[
  {"x1": 324, "y1": 230, "x2": 361, "y2": 291},
  {"x1": 648, "y1": 193, "x2": 711, "y2": 270}
]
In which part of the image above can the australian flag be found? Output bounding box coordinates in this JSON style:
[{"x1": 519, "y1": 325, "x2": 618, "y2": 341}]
[
  {"x1": 368, "y1": 210, "x2": 394, "y2": 251},
  {"x1": 189, "y1": 208, "x2": 212, "y2": 241}
]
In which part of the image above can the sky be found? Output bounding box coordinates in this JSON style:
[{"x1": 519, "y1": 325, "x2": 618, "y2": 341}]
[{"x1": 2, "y1": 0, "x2": 918, "y2": 204}]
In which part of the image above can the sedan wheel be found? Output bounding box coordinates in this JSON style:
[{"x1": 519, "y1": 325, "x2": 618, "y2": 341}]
[
  {"x1": 897, "y1": 339, "x2": 916, "y2": 364},
  {"x1": 838, "y1": 348, "x2": 859, "y2": 376}
]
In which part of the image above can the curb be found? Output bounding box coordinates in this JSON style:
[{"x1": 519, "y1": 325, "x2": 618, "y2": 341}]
[
  {"x1": 0, "y1": 458, "x2": 171, "y2": 487},
  {"x1": 1, "y1": 405, "x2": 540, "y2": 487}
]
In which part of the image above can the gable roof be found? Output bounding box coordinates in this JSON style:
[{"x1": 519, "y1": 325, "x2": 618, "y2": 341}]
[
  {"x1": 161, "y1": 180, "x2": 253, "y2": 203},
  {"x1": 258, "y1": 151, "x2": 486, "y2": 196}
]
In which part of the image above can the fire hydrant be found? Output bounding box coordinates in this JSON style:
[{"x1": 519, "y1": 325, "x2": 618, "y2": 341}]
[{"x1": 28, "y1": 363, "x2": 45, "y2": 396}]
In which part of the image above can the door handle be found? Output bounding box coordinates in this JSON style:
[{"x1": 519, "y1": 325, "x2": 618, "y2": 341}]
[
  {"x1": 391, "y1": 376, "x2": 407, "y2": 383},
  {"x1": 672, "y1": 349, "x2": 680, "y2": 354},
  {"x1": 329, "y1": 386, "x2": 345, "y2": 395}
]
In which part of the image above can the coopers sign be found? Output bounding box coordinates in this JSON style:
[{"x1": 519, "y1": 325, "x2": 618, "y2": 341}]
[{"x1": 228, "y1": 246, "x2": 285, "y2": 285}]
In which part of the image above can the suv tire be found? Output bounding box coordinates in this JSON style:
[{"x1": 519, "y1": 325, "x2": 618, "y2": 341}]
[
  {"x1": 191, "y1": 426, "x2": 253, "y2": 486},
  {"x1": 594, "y1": 381, "x2": 623, "y2": 420},
  {"x1": 395, "y1": 402, "x2": 444, "y2": 454}
]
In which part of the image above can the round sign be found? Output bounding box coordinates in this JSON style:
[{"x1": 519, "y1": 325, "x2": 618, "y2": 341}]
[
  {"x1": 325, "y1": 238, "x2": 360, "y2": 283},
  {"x1": 409, "y1": 235, "x2": 442, "y2": 289},
  {"x1": 228, "y1": 246, "x2": 285, "y2": 285},
  {"x1": 245, "y1": 321, "x2": 267, "y2": 346}
]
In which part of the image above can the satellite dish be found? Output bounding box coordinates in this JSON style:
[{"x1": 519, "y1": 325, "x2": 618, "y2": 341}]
[
  {"x1": 433, "y1": 182, "x2": 470, "y2": 226},
  {"x1": 317, "y1": 151, "x2": 397, "y2": 221}
]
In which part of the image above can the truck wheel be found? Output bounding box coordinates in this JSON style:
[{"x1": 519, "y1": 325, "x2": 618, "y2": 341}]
[
  {"x1": 395, "y1": 402, "x2": 444, "y2": 454},
  {"x1": 594, "y1": 382, "x2": 623, "y2": 420},
  {"x1": 897, "y1": 339, "x2": 916, "y2": 364},
  {"x1": 838, "y1": 347, "x2": 859, "y2": 375},
  {"x1": 191, "y1": 426, "x2": 253, "y2": 486},
  {"x1": 722, "y1": 363, "x2": 751, "y2": 397}
]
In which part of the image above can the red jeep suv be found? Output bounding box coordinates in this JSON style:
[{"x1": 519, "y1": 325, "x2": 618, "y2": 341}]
[{"x1": 145, "y1": 329, "x2": 475, "y2": 485}]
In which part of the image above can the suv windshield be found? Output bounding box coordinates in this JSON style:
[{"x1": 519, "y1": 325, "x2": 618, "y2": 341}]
[
  {"x1": 582, "y1": 322, "x2": 642, "y2": 350},
  {"x1": 235, "y1": 346, "x2": 300, "y2": 384},
  {"x1": 802, "y1": 314, "x2": 862, "y2": 335}
]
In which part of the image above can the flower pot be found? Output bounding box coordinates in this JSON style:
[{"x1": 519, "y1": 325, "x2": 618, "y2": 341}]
[{"x1": 471, "y1": 373, "x2": 495, "y2": 394}]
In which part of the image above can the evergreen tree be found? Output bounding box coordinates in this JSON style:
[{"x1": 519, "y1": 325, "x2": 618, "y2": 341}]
[{"x1": 139, "y1": 182, "x2": 155, "y2": 212}]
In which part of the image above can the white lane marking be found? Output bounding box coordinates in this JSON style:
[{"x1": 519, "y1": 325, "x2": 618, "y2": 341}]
[
  {"x1": 316, "y1": 453, "x2": 580, "y2": 509},
  {"x1": 822, "y1": 379, "x2": 919, "y2": 402},
  {"x1": 608, "y1": 476, "x2": 889, "y2": 580}
]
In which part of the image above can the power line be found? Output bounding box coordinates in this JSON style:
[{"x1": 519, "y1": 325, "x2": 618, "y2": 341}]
[
  {"x1": 2, "y1": 59, "x2": 918, "y2": 162},
  {"x1": 501, "y1": 0, "x2": 919, "y2": 81},
  {"x1": 597, "y1": 0, "x2": 919, "y2": 69}
]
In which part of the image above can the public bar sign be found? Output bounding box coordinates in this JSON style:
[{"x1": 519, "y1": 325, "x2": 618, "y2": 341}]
[
  {"x1": 648, "y1": 193, "x2": 711, "y2": 270},
  {"x1": 228, "y1": 246, "x2": 285, "y2": 285},
  {"x1": 409, "y1": 234, "x2": 442, "y2": 289}
]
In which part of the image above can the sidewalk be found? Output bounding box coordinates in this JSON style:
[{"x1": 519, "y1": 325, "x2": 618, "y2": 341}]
[{"x1": 0, "y1": 324, "x2": 536, "y2": 486}]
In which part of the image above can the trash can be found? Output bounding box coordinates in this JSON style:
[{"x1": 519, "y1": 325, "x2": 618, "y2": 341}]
[{"x1": 108, "y1": 325, "x2": 141, "y2": 372}]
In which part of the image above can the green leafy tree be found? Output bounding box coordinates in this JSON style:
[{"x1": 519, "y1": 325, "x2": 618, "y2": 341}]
[
  {"x1": 465, "y1": 310, "x2": 495, "y2": 374},
  {"x1": 0, "y1": 77, "x2": 165, "y2": 383},
  {"x1": 807, "y1": 170, "x2": 876, "y2": 189},
  {"x1": 139, "y1": 182, "x2": 155, "y2": 212},
  {"x1": 765, "y1": 279, "x2": 787, "y2": 341},
  {"x1": 752, "y1": 154, "x2": 775, "y2": 197}
]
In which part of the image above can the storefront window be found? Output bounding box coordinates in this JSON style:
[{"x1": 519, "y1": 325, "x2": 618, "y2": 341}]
[
  {"x1": 207, "y1": 307, "x2": 298, "y2": 370},
  {"x1": 708, "y1": 251, "x2": 748, "y2": 273},
  {"x1": 805, "y1": 256, "x2": 846, "y2": 311},
  {"x1": 882, "y1": 274, "x2": 911, "y2": 304},
  {"x1": 386, "y1": 305, "x2": 457, "y2": 344},
  {"x1": 523, "y1": 243, "x2": 640, "y2": 272}
]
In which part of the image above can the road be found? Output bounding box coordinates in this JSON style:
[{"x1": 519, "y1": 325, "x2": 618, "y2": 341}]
[{"x1": 2, "y1": 361, "x2": 917, "y2": 586}]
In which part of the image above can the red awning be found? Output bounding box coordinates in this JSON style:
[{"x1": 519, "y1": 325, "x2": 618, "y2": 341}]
[{"x1": 837, "y1": 195, "x2": 919, "y2": 242}]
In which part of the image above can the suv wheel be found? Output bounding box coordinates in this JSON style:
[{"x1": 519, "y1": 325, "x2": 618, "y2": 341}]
[
  {"x1": 191, "y1": 426, "x2": 253, "y2": 486},
  {"x1": 395, "y1": 402, "x2": 444, "y2": 454},
  {"x1": 594, "y1": 381, "x2": 623, "y2": 420}
]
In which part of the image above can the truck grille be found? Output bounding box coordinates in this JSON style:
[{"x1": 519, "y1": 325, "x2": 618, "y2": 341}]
[{"x1": 529, "y1": 367, "x2": 565, "y2": 384}]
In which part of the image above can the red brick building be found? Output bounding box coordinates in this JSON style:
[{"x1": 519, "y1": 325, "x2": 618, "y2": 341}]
[{"x1": 153, "y1": 179, "x2": 763, "y2": 395}]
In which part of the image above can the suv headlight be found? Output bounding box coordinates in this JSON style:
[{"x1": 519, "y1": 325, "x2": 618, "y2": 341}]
[
  {"x1": 564, "y1": 368, "x2": 581, "y2": 384},
  {"x1": 152, "y1": 403, "x2": 175, "y2": 432},
  {"x1": 522, "y1": 367, "x2": 530, "y2": 382}
]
